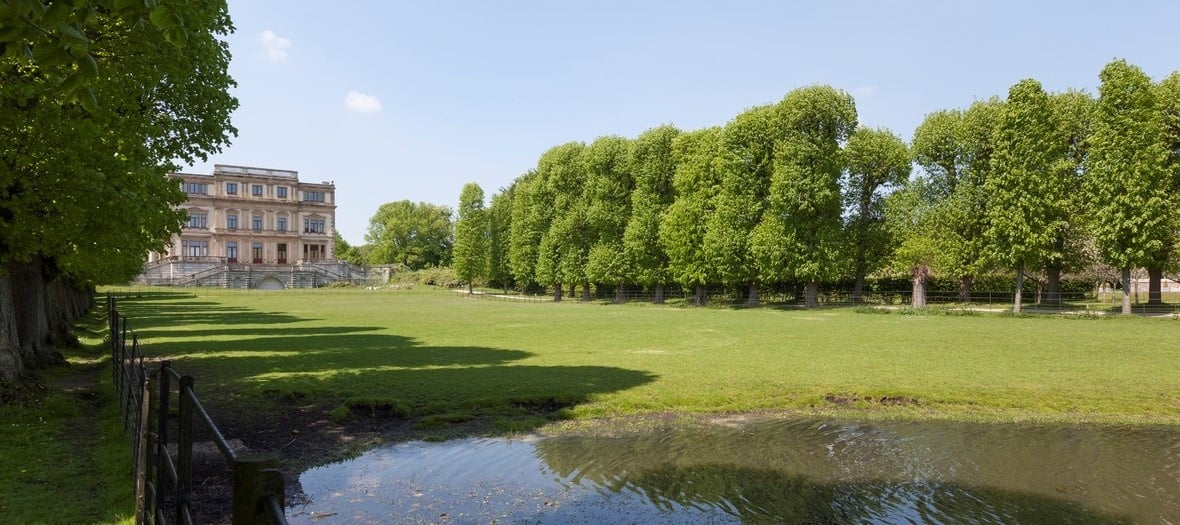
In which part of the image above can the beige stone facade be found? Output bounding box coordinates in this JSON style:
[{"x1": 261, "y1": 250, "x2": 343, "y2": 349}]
[{"x1": 150, "y1": 164, "x2": 336, "y2": 266}]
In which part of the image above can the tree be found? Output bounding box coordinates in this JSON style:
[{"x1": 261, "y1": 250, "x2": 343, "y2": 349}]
[
  {"x1": 1086, "y1": 59, "x2": 1173, "y2": 314},
  {"x1": 622, "y1": 125, "x2": 680, "y2": 303},
  {"x1": 1151, "y1": 72, "x2": 1180, "y2": 304},
  {"x1": 583, "y1": 136, "x2": 633, "y2": 302},
  {"x1": 1044, "y1": 90, "x2": 1096, "y2": 303},
  {"x1": 364, "y1": 201, "x2": 454, "y2": 270},
  {"x1": 707, "y1": 105, "x2": 778, "y2": 305},
  {"x1": 885, "y1": 177, "x2": 942, "y2": 308},
  {"x1": 2, "y1": 0, "x2": 237, "y2": 380},
  {"x1": 533, "y1": 142, "x2": 588, "y2": 301},
  {"x1": 453, "y1": 183, "x2": 489, "y2": 294},
  {"x1": 660, "y1": 127, "x2": 724, "y2": 305},
  {"x1": 986, "y1": 79, "x2": 1067, "y2": 313},
  {"x1": 755, "y1": 86, "x2": 857, "y2": 308},
  {"x1": 507, "y1": 171, "x2": 547, "y2": 291},
  {"x1": 333, "y1": 232, "x2": 368, "y2": 266},
  {"x1": 843, "y1": 127, "x2": 910, "y2": 302},
  {"x1": 487, "y1": 185, "x2": 515, "y2": 292}
]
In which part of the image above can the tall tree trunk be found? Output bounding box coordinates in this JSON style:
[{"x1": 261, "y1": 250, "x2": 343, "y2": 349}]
[
  {"x1": 1121, "y1": 267, "x2": 1132, "y2": 315},
  {"x1": 1013, "y1": 263, "x2": 1024, "y2": 314},
  {"x1": 693, "y1": 285, "x2": 705, "y2": 307},
  {"x1": 614, "y1": 283, "x2": 624, "y2": 304},
  {"x1": 581, "y1": 282, "x2": 591, "y2": 302},
  {"x1": 467, "y1": 281, "x2": 473, "y2": 295},
  {"x1": 45, "y1": 278, "x2": 76, "y2": 348},
  {"x1": 553, "y1": 282, "x2": 562, "y2": 302},
  {"x1": 653, "y1": 283, "x2": 665, "y2": 305},
  {"x1": 1045, "y1": 266, "x2": 1061, "y2": 305},
  {"x1": 1147, "y1": 267, "x2": 1163, "y2": 305},
  {"x1": 8, "y1": 256, "x2": 54, "y2": 368},
  {"x1": 805, "y1": 281, "x2": 819, "y2": 309},
  {"x1": 746, "y1": 282, "x2": 760, "y2": 307},
  {"x1": 912, "y1": 266, "x2": 928, "y2": 308},
  {"x1": 959, "y1": 276, "x2": 973, "y2": 303},
  {"x1": 0, "y1": 275, "x2": 22, "y2": 383},
  {"x1": 852, "y1": 273, "x2": 865, "y2": 303}
]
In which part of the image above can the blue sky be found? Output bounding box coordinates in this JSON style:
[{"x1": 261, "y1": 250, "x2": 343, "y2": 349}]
[{"x1": 187, "y1": 1, "x2": 1180, "y2": 244}]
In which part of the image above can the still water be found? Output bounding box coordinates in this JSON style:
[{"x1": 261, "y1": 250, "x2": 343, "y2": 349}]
[{"x1": 288, "y1": 418, "x2": 1179, "y2": 524}]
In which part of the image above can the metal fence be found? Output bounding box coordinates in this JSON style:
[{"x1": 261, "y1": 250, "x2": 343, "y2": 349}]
[{"x1": 109, "y1": 295, "x2": 288, "y2": 524}]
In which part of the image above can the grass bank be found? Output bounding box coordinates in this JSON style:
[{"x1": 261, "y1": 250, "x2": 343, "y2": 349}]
[
  {"x1": 106, "y1": 286, "x2": 1179, "y2": 430},
  {"x1": 0, "y1": 311, "x2": 134, "y2": 524}
]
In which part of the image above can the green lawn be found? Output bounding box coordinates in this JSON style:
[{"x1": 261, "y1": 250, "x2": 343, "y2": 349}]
[{"x1": 111, "y1": 287, "x2": 1180, "y2": 427}]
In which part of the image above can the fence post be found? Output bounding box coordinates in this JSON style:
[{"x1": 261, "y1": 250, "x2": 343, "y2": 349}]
[
  {"x1": 135, "y1": 376, "x2": 152, "y2": 525},
  {"x1": 177, "y1": 376, "x2": 194, "y2": 518},
  {"x1": 157, "y1": 361, "x2": 171, "y2": 500},
  {"x1": 231, "y1": 454, "x2": 281, "y2": 524}
]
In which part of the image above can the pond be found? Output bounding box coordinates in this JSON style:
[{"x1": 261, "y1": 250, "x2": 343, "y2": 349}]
[{"x1": 287, "y1": 417, "x2": 1179, "y2": 524}]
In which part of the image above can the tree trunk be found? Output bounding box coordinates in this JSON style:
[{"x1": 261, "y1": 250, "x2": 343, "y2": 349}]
[
  {"x1": 614, "y1": 283, "x2": 625, "y2": 304},
  {"x1": 693, "y1": 285, "x2": 706, "y2": 307},
  {"x1": 0, "y1": 274, "x2": 22, "y2": 383},
  {"x1": 581, "y1": 282, "x2": 590, "y2": 302},
  {"x1": 852, "y1": 274, "x2": 865, "y2": 303},
  {"x1": 912, "y1": 266, "x2": 928, "y2": 308},
  {"x1": 8, "y1": 256, "x2": 55, "y2": 368},
  {"x1": 746, "y1": 282, "x2": 760, "y2": 307},
  {"x1": 959, "y1": 275, "x2": 973, "y2": 303},
  {"x1": 653, "y1": 283, "x2": 665, "y2": 305},
  {"x1": 467, "y1": 281, "x2": 473, "y2": 295},
  {"x1": 44, "y1": 278, "x2": 77, "y2": 348},
  {"x1": 804, "y1": 281, "x2": 819, "y2": 309},
  {"x1": 553, "y1": 282, "x2": 562, "y2": 302},
  {"x1": 1147, "y1": 267, "x2": 1163, "y2": 305},
  {"x1": 1013, "y1": 263, "x2": 1024, "y2": 314},
  {"x1": 1045, "y1": 267, "x2": 1061, "y2": 305},
  {"x1": 1121, "y1": 267, "x2": 1132, "y2": 315}
]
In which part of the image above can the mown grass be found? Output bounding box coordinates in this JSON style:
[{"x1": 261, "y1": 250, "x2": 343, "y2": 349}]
[
  {"x1": 0, "y1": 313, "x2": 134, "y2": 525},
  {"x1": 102, "y1": 286, "x2": 1180, "y2": 428}
]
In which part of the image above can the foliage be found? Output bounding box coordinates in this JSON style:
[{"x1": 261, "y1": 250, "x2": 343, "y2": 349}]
[
  {"x1": 583, "y1": 136, "x2": 633, "y2": 287},
  {"x1": 453, "y1": 182, "x2": 489, "y2": 289},
  {"x1": 622, "y1": 125, "x2": 680, "y2": 288},
  {"x1": 1086, "y1": 60, "x2": 1173, "y2": 272},
  {"x1": 364, "y1": 200, "x2": 454, "y2": 270},
  {"x1": 486, "y1": 184, "x2": 515, "y2": 290},
  {"x1": 660, "y1": 127, "x2": 724, "y2": 291},
  {"x1": 842, "y1": 126, "x2": 911, "y2": 293}
]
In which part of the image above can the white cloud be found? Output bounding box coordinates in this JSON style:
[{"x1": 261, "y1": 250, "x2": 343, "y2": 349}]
[
  {"x1": 851, "y1": 85, "x2": 879, "y2": 96},
  {"x1": 259, "y1": 30, "x2": 292, "y2": 62},
  {"x1": 345, "y1": 91, "x2": 382, "y2": 113}
]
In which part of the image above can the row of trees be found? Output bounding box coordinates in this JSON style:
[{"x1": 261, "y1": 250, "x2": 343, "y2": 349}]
[
  {"x1": 1, "y1": 1, "x2": 238, "y2": 382},
  {"x1": 449, "y1": 59, "x2": 1179, "y2": 314}
]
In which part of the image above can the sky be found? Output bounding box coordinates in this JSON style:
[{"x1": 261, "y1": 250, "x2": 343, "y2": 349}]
[{"x1": 185, "y1": 1, "x2": 1180, "y2": 244}]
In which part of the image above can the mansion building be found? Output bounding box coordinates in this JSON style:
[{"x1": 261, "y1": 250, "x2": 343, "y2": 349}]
[{"x1": 139, "y1": 164, "x2": 372, "y2": 288}]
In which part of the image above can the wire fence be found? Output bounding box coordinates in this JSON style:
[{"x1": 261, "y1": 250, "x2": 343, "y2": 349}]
[{"x1": 109, "y1": 295, "x2": 288, "y2": 524}]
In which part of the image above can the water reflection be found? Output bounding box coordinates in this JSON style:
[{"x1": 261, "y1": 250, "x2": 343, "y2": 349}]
[{"x1": 290, "y1": 418, "x2": 1179, "y2": 524}]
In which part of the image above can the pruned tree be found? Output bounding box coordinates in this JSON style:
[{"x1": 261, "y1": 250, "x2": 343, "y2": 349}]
[
  {"x1": 1087, "y1": 59, "x2": 1173, "y2": 314},
  {"x1": 843, "y1": 127, "x2": 911, "y2": 302},
  {"x1": 507, "y1": 171, "x2": 547, "y2": 291},
  {"x1": 622, "y1": 125, "x2": 680, "y2": 303},
  {"x1": 365, "y1": 201, "x2": 454, "y2": 270},
  {"x1": 453, "y1": 183, "x2": 489, "y2": 294},
  {"x1": 583, "y1": 136, "x2": 634, "y2": 302},
  {"x1": 487, "y1": 184, "x2": 516, "y2": 292},
  {"x1": 534, "y1": 142, "x2": 588, "y2": 300},
  {"x1": 660, "y1": 127, "x2": 725, "y2": 305}
]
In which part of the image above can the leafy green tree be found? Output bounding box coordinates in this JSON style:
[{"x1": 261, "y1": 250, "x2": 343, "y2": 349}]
[
  {"x1": 884, "y1": 177, "x2": 942, "y2": 307},
  {"x1": 453, "y1": 183, "x2": 489, "y2": 294},
  {"x1": 365, "y1": 201, "x2": 454, "y2": 270},
  {"x1": 660, "y1": 127, "x2": 725, "y2": 305},
  {"x1": 754, "y1": 86, "x2": 857, "y2": 308},
  {"x1": 843, "y1": 127, "x2": 910, "y2": 302},
  {"x1": 533, "y1": 142, "x2": 588, "y2": 300},
  {"x1": 487, "y1": 185, "x2": 515, "y2": 291},
  {"x1": 333, "y1": 232, "x2": 368, "y2": 265},
  {"x1": 1044, "y1": 90, "x2": 1096, "y2": 302},
  {"x1": 986, "y1": 79, "x2": 1068, "y2": 313},
  {"x1": 583, "y1": 136, "x2": 634, "y2": 302},
  {"x1": 1151, "y1": 72, "x2": 1180, "y2": 303},
  {"x1": 623, "y1": 125, "x2": 680, "y2": 303},
  {"x1": 1087, "y1": 59, "x2": 1173, "y2": 314},
  {"x1": 707, "y1": 105, "x2": 778, "y2": 305},
  {"x1": 507, "y1": 171, "x2": 548, "y2": 291},
  {"x1": 2, "y1": 0, "x2": 236, "y2": 378}
]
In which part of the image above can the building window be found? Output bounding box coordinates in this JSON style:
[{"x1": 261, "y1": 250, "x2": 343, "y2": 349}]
[
  {"x1": 182, "y1": 240, "x2": 209, "y2": 257},
  {"x1": 303, "y1": 191, "x2": 325, "y2": 202},
  {"x1": 227, "y1": 242, "x2": 238, "y2": 263},
  {"x1": 227, "y1": 214, "x2": 238, "y2": 230},
  {"x1": 277, "y1": 217, "x2": 287, "y2": 232},
  {"x1": 277, "y1": 186, "x2": 287, "y2": 198},
  {"x1": 252, "y1": 215, "x2": 263, "y2": 231},
  {"x1": 226, "y1": 182, "x2": 238, "y2": 195},
  {"x1": 304, "y1": 218, "x2": 325, "y2": 234},
  {"x1": 252, "y1": 184, "x2": 263, "y2": 196},
  {"x1": 277, "y1": 243, "x2": 288, "y2": 264},
  {"x1": 186, "y1": 212, "x2": 207, "y2": 229},
  {"x1": 252, "y1": 242, "x2": 263, "y2": 263},
  {"x1": 184, "y1": 182, "x2": 208, "y2": 195}
]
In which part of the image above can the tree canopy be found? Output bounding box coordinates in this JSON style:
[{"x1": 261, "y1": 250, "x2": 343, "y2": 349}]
[{"x1": 365, "y1": 200, "x2": 454, "y2": 270}]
